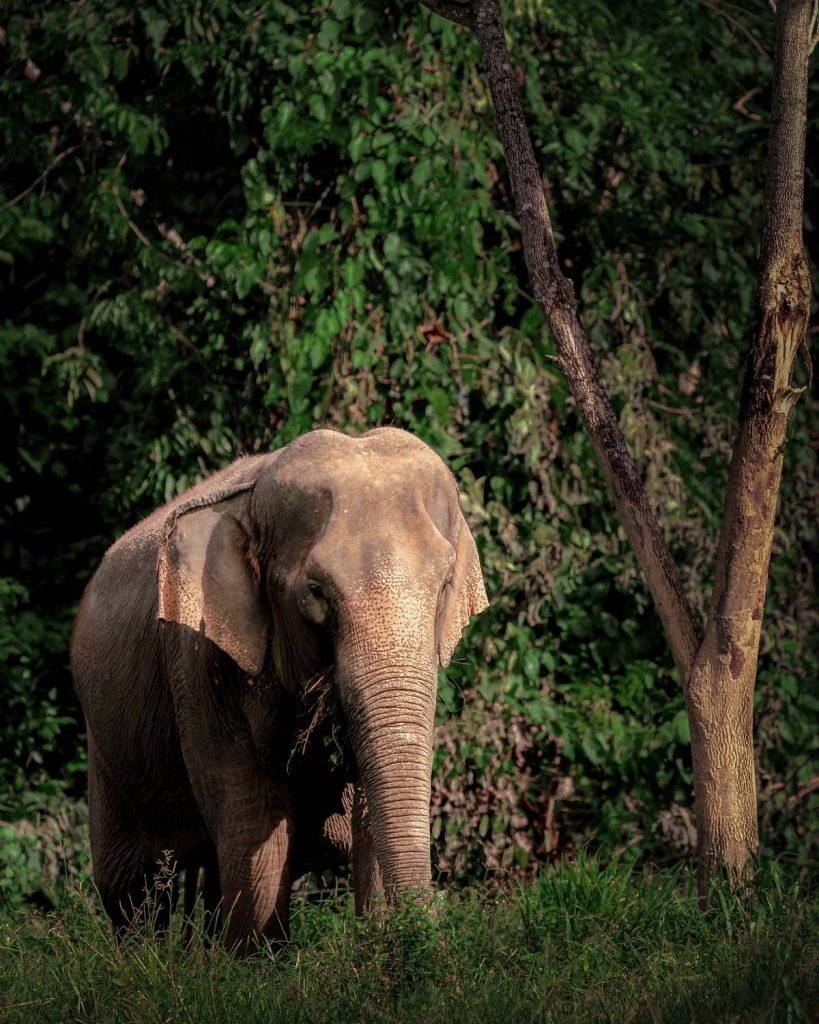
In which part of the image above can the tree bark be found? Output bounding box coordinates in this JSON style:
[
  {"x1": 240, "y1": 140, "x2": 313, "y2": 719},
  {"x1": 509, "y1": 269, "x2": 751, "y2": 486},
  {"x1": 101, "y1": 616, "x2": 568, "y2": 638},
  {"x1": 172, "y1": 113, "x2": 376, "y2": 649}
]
[{"x1": 422, "y1": 0, "x2": 813, "y2": 887}]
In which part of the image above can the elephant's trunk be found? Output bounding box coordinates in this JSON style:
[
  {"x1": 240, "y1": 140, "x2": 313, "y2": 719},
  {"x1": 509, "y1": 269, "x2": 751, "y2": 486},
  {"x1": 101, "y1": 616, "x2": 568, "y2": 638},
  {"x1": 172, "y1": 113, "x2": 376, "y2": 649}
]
[{"x1": 338, "y1": 653, "x2": 436, "y2": 897}]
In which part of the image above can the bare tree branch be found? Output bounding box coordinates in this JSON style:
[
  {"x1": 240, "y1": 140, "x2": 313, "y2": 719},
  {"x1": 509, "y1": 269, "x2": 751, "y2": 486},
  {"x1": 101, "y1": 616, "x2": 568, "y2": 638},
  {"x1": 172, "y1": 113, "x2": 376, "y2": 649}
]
[
  {"x1": 0, "y1": 144, "x2": 83, "y2": 211},
  {"x1": 732, "y1": 88, "x2": 763, "y2": 121},
  {"x1": 422, "y1": 0, "x2": 477, "y2": 29},
  {"x1": 114, "y1": 190, "x2": 154, "y2": 249},
  {"x1": 425, "y1": 0, "x2": 703, "y2": 681},
  {"x1": 698, "y1": 0, "x2": 771, "y2": 59}
]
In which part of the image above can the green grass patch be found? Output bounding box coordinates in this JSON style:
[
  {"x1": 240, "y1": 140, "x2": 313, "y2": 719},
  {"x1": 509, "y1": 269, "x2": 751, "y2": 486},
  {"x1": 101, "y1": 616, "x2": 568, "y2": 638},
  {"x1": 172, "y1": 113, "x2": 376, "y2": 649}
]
[{"x1": 1, "y1": 858, "x2": 817, "y2": 1023}]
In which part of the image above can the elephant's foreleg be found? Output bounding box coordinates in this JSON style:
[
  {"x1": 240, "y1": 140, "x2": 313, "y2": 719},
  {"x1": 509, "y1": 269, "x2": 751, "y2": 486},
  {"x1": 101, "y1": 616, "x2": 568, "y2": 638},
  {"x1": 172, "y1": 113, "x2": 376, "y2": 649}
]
[
  {"x1": 172, "y1": 669, "x2": 294, "y2": 951},
  {"x1": 216, "y1": 805, "x2": 293, "y2": 951},
  {"x1": 352, "y1": 785, "x2": 383, "y2": 914},
  {"x1": 187, "y1": 757, "x2": 294, "y2": 951}
]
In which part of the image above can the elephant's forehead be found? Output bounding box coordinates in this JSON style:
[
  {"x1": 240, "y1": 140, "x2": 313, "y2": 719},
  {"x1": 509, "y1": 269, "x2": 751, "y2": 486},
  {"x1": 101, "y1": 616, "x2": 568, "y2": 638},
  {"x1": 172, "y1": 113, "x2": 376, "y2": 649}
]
[
  {"x1": 283, "y1": 426, "x2": 431, "y2": 459},
  {"x1": 273, "y1": 442, "x2": 452, "y2": 506}
]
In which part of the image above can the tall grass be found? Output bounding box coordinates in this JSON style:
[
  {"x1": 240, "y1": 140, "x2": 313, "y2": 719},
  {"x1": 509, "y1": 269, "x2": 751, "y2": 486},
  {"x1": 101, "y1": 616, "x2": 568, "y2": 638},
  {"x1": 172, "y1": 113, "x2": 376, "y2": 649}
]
[{"x1": 1, "y1": 858, "x2": 816, "y2": 1023}]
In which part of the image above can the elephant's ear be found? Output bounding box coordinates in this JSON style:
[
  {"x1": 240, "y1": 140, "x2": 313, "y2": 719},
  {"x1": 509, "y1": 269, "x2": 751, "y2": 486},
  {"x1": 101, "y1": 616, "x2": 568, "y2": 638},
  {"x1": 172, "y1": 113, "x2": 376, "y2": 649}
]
[
  {"x1": 157, "y1": 484, "x2": 268, "y2": 676},
  {"x1": 436, "y1": 509, "x2": 488, "y2": 668}
]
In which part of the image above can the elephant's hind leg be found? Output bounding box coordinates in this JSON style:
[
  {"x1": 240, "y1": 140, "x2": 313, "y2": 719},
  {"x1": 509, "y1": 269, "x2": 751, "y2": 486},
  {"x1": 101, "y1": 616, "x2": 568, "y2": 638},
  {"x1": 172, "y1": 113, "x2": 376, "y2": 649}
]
[{"x1": 88, "y1": 740, "x2": 177, "y2": 937}]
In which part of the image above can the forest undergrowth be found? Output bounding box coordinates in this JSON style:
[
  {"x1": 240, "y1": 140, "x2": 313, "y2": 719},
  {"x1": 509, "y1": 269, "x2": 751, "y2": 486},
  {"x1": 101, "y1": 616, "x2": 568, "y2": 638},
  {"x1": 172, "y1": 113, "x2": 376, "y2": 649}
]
[{"x1": 1, "y1": 856, "x2": 817, "y2": 1024}]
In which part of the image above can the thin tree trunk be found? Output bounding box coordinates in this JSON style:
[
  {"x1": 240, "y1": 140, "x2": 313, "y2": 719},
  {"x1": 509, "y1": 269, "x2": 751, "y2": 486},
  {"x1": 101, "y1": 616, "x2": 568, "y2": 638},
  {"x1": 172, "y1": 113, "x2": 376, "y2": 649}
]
[
  {"x1": 686, "y1": 0, "x2": 812, "y2": 886},
  {"x1": 422, "y1": 0, "x2": 813, "y2": 887}
]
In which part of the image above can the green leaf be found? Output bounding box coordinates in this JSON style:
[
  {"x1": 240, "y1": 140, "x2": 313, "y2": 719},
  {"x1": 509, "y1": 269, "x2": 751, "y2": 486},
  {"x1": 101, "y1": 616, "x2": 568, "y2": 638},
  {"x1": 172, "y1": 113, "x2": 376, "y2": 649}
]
[
  {"x1": 308, "y1": 94, "x2": 327, "y2": 123},
  {"x1": 371, "y1": 158, "x2": 387, "y2": 187},
  {"x1": 428, "y1": 387, "x2": 451, "y2": 424},
  {"x1": 411, "y1": 158, "x2": 432, "y2": 187},
  {"x1": 564, "y1": 126, "x2": 586, "y2": 155}
]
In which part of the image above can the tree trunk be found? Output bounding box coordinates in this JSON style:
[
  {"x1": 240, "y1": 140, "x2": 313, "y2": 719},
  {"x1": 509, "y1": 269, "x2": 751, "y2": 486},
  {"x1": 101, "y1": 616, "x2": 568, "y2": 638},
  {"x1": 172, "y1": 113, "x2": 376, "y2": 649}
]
[
  {"x1": 422, "y1": 0, "x2": 813, "y2": 888},
  {"x1": 686, "y1": 0, "x2": 812, "y2": 886}
]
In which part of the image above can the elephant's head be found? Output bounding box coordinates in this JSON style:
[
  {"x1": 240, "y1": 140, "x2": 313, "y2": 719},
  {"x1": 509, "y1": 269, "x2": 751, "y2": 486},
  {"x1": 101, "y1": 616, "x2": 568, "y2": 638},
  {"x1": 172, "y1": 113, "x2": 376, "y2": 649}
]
[{"x1": 156, "y1": 427, "x2": 488, "y2": 897}]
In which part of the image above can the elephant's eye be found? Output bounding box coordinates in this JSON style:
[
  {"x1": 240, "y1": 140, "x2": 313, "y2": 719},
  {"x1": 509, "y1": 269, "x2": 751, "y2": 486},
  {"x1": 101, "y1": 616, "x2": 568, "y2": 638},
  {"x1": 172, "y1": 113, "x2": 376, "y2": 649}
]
[{"x1": 304, "y1": 580, "x2": 330, "y2": 626}]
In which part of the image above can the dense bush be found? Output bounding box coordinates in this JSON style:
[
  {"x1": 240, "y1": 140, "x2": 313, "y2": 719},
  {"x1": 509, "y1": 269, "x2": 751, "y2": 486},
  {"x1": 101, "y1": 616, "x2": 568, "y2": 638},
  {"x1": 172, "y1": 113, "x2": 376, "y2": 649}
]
[{"x1": 1, "y1": 0, "x2": 816, "y2": 895}]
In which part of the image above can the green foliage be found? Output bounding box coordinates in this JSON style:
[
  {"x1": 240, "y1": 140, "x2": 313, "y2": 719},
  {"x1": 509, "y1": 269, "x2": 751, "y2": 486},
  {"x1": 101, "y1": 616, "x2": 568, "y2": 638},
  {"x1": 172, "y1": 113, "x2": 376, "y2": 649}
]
[
  {"x1": 0, "y1": 798, "x2": 89, "y2": 909},
  {"x1": 0, "y1": 0, "x2": 817, "y2": 887},
  {"x1": 1, "y1": 862, "x2": 818, "y2": 1022},
  {"x1": 0, "y1": 580, "x2": 77, "y2": 800}
]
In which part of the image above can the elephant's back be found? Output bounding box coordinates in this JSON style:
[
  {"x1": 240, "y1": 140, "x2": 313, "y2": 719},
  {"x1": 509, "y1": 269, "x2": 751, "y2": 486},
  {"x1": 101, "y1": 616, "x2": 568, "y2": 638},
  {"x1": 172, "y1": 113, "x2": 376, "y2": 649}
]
[
  {"x1": 71, "y1": 530, "x2": 159, "y2": 691},
  {"x1": 71, "y1": 543, "x2": 171, "y2": 776}
]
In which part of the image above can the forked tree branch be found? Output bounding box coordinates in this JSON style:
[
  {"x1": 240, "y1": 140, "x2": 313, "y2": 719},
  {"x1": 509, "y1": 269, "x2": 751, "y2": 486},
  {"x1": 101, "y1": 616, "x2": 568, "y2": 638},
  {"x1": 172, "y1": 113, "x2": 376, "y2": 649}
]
[{"x1": 423, "y1": 0, "x2": 704, "y2": 682}]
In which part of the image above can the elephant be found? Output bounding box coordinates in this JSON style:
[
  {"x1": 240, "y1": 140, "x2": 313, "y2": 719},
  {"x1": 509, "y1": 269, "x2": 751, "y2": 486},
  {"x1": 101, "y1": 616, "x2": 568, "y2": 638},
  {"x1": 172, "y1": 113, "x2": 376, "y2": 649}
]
[{"x1": 71, "y1": 427, "x2": 488, "y2": 949}]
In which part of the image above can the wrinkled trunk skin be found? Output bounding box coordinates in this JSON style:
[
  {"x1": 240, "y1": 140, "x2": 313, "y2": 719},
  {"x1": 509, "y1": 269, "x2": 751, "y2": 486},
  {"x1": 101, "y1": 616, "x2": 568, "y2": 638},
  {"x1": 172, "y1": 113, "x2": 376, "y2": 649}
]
[{"x1": 337, "y1": 646, "x2": 436, "y2": 899}]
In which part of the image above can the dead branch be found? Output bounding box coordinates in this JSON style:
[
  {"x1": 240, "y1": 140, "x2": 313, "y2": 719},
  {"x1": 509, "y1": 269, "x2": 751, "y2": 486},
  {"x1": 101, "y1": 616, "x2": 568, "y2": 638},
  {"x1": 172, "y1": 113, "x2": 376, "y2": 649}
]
[{"x1": 1, "y1": 144, "x2": 83, "y2": 211}]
